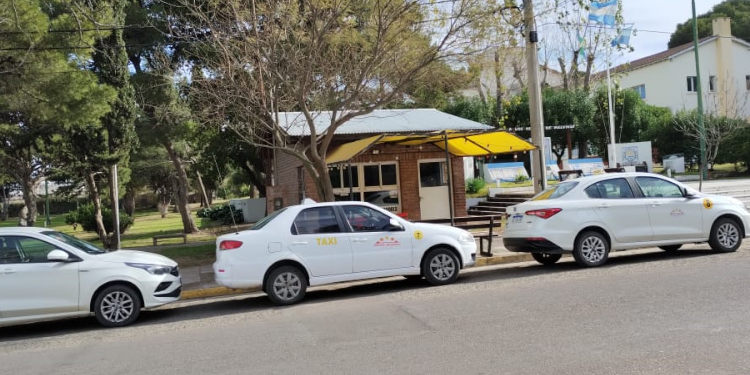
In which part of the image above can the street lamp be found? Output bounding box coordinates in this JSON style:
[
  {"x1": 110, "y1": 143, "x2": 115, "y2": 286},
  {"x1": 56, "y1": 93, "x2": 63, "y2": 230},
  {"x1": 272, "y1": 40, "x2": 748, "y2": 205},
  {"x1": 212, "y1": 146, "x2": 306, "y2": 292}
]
[{"x1": 691, "y1": 0, "x2": 708, "y2": 189}]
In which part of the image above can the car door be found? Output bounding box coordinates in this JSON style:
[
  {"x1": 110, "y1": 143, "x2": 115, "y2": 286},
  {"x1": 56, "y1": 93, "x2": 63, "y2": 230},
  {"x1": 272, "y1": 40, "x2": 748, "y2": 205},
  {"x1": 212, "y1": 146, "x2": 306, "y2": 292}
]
[
  {"x1": 634, "y1": 176, "x2": 703, "y2": 240},
  {"x1": 289, "y1": 206, "x2": 352, "y2": 277},
  {"x1": 584, "y1": 178, "x2": 654, "y2": 243},
  {"x1": 0, "y1": 235, "x2": 80, "y2": 319},
  {"x1": 339, "y1": 205, "x2": 413, "y2": 273}
]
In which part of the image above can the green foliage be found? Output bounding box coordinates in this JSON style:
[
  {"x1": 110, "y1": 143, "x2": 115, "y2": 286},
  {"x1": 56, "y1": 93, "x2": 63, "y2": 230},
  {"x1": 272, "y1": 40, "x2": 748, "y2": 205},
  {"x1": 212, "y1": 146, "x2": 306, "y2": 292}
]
[
  {"x1": 197, "y1": 204, "x2": 244, "y2": 225},
  {"x1": 465, "y1": 178, "x2": 486, "y2": 194},
  {"x1": 716, "y1": 126, "x2": 750, "y2": 172},
  {"x1": 65, "y1": 204, "x2": 133, "y2": 234},
  {"x1": 442, "y1": 96, "x2": 495, "y2": 126},
  {"x1": 514, "y1": 174, "x2": 529, "y2": 183},
  {"x1": 668, "y1": 0, "x2": 750, "y2": 48}
]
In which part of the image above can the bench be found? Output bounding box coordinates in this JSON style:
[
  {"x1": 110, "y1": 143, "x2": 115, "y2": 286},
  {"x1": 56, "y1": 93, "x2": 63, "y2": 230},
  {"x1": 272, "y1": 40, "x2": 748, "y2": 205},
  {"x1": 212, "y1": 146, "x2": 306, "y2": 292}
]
[
  {"x1": 417, "y1": 215, "x2": 503, "y2": 257},
  {"x1": 152, "y1": 233, "x2": 187, "y2": 246},
  {"x1": 558, "y1": 169, "x2": 583, "y2": 181}
]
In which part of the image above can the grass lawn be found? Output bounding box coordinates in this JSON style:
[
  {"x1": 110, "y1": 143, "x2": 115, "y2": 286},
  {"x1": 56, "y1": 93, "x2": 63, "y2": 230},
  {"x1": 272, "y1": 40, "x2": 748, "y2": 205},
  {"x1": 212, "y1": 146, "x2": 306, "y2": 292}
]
[{"x1": 151, "y1": 243, "x2": 216, "y2": 268}]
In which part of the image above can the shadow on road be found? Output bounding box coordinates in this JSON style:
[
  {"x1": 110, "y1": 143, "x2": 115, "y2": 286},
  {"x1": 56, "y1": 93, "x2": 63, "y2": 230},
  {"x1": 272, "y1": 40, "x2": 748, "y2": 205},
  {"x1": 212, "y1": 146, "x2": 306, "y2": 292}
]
[{"x1": 0, "y1": 247, "x2": 731, "y2": 341}]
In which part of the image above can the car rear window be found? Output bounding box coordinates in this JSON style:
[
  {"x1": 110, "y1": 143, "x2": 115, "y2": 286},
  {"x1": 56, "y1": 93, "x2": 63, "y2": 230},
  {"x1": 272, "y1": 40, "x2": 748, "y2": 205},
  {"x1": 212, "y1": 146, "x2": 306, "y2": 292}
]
[
  {"x1": 251, "y1": 208, "x2": 287, "y2": 230},
  {"x1": 531, "y1": 182, "x2": 578, "y2": 201}
]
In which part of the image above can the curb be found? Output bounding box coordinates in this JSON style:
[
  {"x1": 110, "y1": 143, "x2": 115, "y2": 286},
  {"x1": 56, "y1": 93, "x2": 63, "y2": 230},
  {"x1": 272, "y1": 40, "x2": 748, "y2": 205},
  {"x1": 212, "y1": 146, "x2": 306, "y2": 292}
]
[{"x1": 180, "y1": 252, "x2": 546, "y2": 301}]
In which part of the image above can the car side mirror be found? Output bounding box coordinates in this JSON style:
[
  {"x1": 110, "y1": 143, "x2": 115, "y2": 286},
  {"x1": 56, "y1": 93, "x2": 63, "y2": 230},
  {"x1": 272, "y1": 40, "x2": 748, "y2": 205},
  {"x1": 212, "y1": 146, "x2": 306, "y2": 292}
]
[
  {"x1": 388, "y1": 218, "x2": 404, "y2": 231},
  {"x1": 682, "y1": 187, "x2": 698, "y2": 199},
  {"x1": 47, "y1": 249, "x2": 71, "y2": 262}
]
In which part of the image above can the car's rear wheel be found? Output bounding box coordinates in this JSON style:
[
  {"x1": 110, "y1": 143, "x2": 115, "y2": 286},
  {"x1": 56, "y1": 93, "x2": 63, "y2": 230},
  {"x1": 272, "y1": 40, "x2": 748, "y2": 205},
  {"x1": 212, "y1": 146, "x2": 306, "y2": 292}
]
[
  {"x1": 659, "y1": 245, "x2": 682, "y2": 253},
  {"x1": 94, "y1": 284, "x2": 141, "y2": 327},
  {"x1": 265, "y1": 266, "x2": 307, "y2": 305},
  {"x1": 532, "y1": 252, "x2": 561, "y2": 266},
  {"x1": 422, "y1": 248, "x2": 460, "y2": 286},
  {"x1": 573, "y1": 231, "x2": 610, "y2": 267},
  {"x1": 709, "y1": 218, "x2": 742, "y2": 253}
]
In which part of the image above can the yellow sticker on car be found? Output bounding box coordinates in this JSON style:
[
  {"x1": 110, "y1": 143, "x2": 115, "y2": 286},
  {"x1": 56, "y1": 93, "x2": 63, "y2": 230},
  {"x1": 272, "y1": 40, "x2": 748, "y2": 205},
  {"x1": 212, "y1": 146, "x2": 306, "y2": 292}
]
[
  {"x1": 413, "y1": 230, "x2": 423, "y2": 240},
  {"x1": 703, "y1": 198, "x2": 713, "y2": 209},
  {"x1": 316, "y1": 237, "x2": 338, "y2": 246}
]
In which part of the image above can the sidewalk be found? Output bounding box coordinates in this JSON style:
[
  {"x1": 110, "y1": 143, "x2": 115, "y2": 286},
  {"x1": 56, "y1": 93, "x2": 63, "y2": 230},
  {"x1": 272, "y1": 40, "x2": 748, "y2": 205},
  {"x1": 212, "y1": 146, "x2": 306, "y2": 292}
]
[{"x1": 179, "y1": 242, "x2": 537, "y2": 300}]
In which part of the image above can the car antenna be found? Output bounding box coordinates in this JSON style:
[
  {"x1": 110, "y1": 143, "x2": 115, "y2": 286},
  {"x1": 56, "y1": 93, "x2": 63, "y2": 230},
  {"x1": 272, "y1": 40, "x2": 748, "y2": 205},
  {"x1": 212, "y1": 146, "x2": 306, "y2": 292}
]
[{"x1": 212, "y1": 155, "x2": 239, "y2": 234}]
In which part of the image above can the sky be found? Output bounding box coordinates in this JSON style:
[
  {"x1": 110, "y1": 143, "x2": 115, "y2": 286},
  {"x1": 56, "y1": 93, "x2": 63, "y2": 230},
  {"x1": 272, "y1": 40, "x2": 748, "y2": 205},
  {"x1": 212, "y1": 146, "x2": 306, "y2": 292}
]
[{"x1": 617, "y1": 0, "x2": 724, "y2": 63}]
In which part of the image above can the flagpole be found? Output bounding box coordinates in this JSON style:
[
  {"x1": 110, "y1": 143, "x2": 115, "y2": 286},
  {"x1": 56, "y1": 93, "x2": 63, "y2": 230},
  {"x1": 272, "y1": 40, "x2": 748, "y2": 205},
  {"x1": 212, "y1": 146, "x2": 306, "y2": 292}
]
[{"x1": 606, "y1": 43, "x2": 617, "y2": 167}]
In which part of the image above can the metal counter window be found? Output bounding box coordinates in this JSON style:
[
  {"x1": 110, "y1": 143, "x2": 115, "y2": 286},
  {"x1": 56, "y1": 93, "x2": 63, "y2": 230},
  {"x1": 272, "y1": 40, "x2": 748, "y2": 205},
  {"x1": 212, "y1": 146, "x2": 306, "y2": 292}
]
[
  {"x1": 331, "y1": 162, "x2": 400, "y2": 212},
  {"x1": 709, "y1": 76, "x2": 716, "y2": 92}
]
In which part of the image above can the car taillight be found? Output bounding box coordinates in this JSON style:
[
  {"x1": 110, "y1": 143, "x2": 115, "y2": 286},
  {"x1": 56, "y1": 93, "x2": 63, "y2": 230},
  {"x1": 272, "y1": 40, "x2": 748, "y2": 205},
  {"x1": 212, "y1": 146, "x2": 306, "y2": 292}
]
[
  {"x1": 525, "y1": 208, "x2": 562, "y2": 219},
  {"x1": 219, "y1": 240, "x2": 243, "y2": 250}
]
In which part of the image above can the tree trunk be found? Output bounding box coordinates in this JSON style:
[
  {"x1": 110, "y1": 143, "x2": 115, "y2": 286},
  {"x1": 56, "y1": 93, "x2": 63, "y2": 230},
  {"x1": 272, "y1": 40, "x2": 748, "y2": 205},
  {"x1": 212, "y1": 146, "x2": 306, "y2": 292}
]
[
  {"x1": 492, "y1": 49, "x2": 504, "y2": 128},
  {"x1": 310, "y1": 157, "x2": 335, "y2": 202},
  {"x1": 20, "y1": 176, "x2": 38, "y2": 226},
  {"x1": 195, "y1": 171, "x2": 210, "y2": 207},
  {"x1": 164, "y1": 140, "x2": 199, "y2": 233},
  {"x1": 568, "y1": 50, "x2": 580, "y2": 90},
  {"x1": 84, "y1": 172, "x2": 111, "y2": 248},
  {"x1": 123, "y1": 188, "x2": 136, "y2": 216},
  {"x1": 557, "y1": 57, "x2": 568, "y2": 91},
  {"x1": 583, "y1": 54, "x2": 595, "y2": 91}
]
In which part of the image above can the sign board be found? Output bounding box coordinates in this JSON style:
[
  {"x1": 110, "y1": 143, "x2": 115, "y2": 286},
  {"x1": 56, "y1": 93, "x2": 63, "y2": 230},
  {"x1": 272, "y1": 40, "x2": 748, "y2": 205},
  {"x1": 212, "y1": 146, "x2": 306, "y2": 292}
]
[
  {"x1": 484, "y1": 162, "x2": 529, "y2": 184},
  {"x1": 663, "y1": 154, "x2": 686, "y2": 173},
  {"x1": 608, "y1": 141, "x2": 653, "y2": 172},
  {"x1": 566, "y1": 158, "x2": 605, "y2": 176}
]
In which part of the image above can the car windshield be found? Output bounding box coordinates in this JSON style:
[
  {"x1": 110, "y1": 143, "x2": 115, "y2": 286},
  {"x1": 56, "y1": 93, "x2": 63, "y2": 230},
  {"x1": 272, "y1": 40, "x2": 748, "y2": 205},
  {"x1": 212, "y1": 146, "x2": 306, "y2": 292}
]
[
  {"x1": 42, "y1": 231, "x2": 106, "y2": 254},
  {"x1": 251, "y1": 208, "x2": 287, "y2": 230},
  {"x1": 531, "y1": 181, "x2": 579, "y2": 201}
]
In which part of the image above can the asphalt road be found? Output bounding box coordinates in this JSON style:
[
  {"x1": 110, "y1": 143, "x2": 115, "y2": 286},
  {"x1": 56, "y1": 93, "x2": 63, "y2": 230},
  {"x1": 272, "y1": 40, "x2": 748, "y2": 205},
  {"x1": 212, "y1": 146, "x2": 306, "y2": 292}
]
[{"x1": 2, "y1": 244, "x2": 749, "y2": 375}]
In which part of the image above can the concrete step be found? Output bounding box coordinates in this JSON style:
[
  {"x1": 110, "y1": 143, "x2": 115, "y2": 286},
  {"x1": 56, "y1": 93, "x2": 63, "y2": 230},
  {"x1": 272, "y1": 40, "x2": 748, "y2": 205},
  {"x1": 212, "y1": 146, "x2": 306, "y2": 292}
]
[
  {"x1": 476, "y1": 201, "x2": 514, "y2": 208},
  {"x1": 468, "y1": 206, "x2": 506, "y2": 214}
]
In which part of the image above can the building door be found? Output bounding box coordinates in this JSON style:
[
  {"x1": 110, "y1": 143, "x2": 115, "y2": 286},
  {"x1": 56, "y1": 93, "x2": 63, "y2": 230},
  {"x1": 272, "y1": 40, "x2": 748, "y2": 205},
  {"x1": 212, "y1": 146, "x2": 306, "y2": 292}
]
[{"x1": 418, "y1": 160, "x2": 450, "y2": 220}]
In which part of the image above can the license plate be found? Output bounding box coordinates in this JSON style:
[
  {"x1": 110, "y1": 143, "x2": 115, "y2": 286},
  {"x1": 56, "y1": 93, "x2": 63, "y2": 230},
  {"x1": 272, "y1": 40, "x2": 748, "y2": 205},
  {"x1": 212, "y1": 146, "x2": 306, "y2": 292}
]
[{"x1": 511, "y1": 214, "x2": 523, "y2": 224}]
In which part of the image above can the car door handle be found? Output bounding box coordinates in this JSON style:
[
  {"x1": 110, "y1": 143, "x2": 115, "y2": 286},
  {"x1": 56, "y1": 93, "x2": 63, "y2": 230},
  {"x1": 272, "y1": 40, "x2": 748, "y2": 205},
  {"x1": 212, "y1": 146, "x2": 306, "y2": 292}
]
[
  {"x1": 597, "y1": 203, "x2": 609, "y2": 208},
  {"x1": 291, "y1": 241, "x2": 309, "y2": 245},
  {"x1": 352, "y1": 238, "x2": 369, "y2": 243},
  {"x1": 2, "y1": 269, "x2": 15, "y2": 275},
  {"x1": 651, "y1": 201, "x2": 664, "y2": 207}
]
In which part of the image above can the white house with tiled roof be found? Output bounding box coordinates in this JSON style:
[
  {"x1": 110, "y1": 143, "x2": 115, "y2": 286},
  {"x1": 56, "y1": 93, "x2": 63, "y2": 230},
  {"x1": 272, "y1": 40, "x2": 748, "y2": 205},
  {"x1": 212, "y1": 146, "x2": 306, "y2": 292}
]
[{"x1": 608, "y1": 17, "x2": 750, "y2": 119}]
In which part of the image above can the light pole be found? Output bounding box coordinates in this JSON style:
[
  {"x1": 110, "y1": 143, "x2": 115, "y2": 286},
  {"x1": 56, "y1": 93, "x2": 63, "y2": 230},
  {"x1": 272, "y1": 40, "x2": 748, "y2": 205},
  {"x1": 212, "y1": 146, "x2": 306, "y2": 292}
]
[
  {"x1": 523, "y1": 0, "x2": 547, "y2": 193},
  {"x1": 691, "y1": 0, "x2": 708, "y2": 189}
]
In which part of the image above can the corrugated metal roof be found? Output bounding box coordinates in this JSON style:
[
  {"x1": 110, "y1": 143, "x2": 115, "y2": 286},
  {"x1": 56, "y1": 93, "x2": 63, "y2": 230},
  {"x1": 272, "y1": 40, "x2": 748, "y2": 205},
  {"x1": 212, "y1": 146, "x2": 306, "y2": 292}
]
[{"x1": 279, "y1": 108, "x2": 492, "y2": 136}]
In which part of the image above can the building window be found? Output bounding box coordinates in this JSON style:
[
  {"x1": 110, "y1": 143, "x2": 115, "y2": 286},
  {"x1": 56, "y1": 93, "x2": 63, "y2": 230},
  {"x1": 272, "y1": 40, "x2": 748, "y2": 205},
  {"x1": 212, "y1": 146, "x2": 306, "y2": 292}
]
[
  {"x1": 330, "y1": 162, "x2": 400, "y2": 212},
  {"x1": 686, "y1": 76, "x2": 697, "y2": 92},
  {"x1": 709, "y1": 75, "x2": 716, "y2": 92},
  {"x1": 746, "y1": 75, "x2": 750, "y2": 91},
  {"x1": 631, "y1": 84, "x2": 646, "y2": 99}
]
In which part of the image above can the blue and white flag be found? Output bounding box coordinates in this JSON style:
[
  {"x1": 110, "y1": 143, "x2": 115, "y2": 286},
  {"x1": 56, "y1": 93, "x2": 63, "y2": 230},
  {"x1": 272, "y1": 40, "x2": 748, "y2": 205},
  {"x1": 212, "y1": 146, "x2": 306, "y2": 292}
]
[
  {"x1": 588, "y1": 0, "x2": 618, "y2": 26},
  {"x1": 577, "y1": 30, "x2": 586, "y2": 58},
  {"x1": 611, "y1": 25, "x2": 633, "y2": 47}
]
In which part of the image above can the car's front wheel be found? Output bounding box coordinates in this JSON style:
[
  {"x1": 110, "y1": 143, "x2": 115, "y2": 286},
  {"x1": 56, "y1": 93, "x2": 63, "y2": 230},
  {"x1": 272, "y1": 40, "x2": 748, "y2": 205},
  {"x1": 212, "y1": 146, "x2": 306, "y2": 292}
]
[
  {"x1": 659, "y1": 245, "x2": 682, "y2": 253},
  {"x1": 265, "y1": 266, "x2": 307, "y2": 305},
  {"x1": 532, "y1": 252, "x2": 562, "y2": 266},
  {"x1": 573, "y1": 231, "x2": 610, "y2": 267},
  {"x1": 94, "y1": 284, "x2": 141, "y2": 327},
  {"x1": 709, "y1": 218, "x2": 742, "y2": 253},
  {"x1": 422, "y1": 248, "x2": 460, "y2": 286}
]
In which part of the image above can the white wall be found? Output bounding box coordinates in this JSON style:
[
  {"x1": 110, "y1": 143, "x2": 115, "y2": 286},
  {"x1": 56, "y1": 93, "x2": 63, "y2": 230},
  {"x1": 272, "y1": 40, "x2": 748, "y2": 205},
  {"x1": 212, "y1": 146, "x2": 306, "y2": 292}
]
[{"x1": 616, "y1": 39, "x2": 750, "y2": 119}]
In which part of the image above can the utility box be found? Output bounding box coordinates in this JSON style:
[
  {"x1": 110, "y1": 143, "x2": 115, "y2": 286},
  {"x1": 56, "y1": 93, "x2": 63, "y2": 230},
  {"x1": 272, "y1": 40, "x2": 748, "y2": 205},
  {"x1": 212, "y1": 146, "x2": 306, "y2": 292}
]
[{"x1": 230, "y1": 198, "x2": 267, "y2": 223}]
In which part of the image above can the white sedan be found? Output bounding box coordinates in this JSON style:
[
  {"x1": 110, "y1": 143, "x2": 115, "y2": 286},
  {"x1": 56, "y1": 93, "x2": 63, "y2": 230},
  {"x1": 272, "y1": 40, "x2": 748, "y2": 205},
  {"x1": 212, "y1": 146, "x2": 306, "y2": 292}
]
[
  {"x1": 214, "y1": 201, "x2": 477, "y2": 304},
  {"x1": 0, "y1": 227, "x2": 181, "y2": 327},
  {"x1": 503, "y1": 172, "x2": 750, "y2": 267}
]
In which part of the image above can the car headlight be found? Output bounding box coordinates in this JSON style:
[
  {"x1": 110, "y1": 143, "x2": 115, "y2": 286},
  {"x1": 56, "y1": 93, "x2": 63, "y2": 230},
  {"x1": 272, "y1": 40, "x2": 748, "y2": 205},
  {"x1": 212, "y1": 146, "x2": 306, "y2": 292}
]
[
  {"x1": 126, "y1": 263, "x2": 172, "y2": 275},
  {"x1": 459, "y1": 232, "x2": 475, "y2": 243}
]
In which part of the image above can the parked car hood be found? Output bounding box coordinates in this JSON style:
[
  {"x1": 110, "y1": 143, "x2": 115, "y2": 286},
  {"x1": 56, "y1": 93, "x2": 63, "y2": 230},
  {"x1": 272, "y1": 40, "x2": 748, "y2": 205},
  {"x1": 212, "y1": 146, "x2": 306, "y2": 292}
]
[{"x1": 96, "y1": 250, "x2": 177, "y2": 267}]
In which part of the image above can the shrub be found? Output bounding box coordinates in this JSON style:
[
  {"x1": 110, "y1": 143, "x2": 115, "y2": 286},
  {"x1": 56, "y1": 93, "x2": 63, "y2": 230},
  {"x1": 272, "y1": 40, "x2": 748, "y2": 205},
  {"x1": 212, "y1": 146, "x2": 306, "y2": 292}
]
[
  {"x1": 514, "y1": 174, "x2": 529, "y2": 183},
  {"x1": 465, "y1": 177, "x2": 486, "y2": 194},
  {"x1": 197, "y1": 204, "x2": 244, "y2": 224},
  {"x1": 65, "y1": 204, "x2": 134, "y2": 234}
]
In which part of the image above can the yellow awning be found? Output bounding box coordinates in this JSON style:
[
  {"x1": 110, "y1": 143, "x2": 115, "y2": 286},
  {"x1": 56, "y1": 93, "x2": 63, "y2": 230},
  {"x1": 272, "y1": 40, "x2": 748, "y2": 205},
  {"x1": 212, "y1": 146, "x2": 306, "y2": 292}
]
[
  {"x1": 326, "y1": 135, "x2": 383, "y2": 164},
  {"x1": 326, "y1": 130, "x2": 535, "y2": 163},
  {"x1": 394, "y1": 131, "x2": 535, "y2": 156}
]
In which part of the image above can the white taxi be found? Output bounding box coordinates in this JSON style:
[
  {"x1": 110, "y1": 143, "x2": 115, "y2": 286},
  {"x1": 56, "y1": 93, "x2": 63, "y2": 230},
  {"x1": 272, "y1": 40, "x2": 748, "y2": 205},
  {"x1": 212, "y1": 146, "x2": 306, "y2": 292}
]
[
  {"x1": 214, "y1": 201, "x2": 476, "y2": 304},
  {"x1": 503, "y1": 173, "x2": 750, "y2": 267}
]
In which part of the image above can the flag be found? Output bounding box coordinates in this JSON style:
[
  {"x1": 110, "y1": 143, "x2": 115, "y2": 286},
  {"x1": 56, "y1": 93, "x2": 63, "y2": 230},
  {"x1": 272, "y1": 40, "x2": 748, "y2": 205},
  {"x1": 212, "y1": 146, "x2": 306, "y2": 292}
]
[
  {"x1": 611, "y1": 25, "x2": 633, "y2": 47},
  {"x1": 588, "y1": 0, "x2": 618, "y2": 26},
  {"x1": 577, "y1": 30, "x2": 586, "y2": 59}
]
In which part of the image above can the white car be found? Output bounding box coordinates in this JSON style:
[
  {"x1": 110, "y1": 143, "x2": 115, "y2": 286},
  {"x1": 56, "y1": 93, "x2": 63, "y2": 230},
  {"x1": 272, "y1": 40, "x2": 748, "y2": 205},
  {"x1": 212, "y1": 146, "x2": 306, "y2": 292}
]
[
  {"x1": 0, "y1": 227, "x2": 181, "y2": 328},
  {"x1": 503, "y1": 172, "x2": 750, "y2": 267},
  {"x1": 214, "y1": 201, "x2": 477, "y2": 304}
]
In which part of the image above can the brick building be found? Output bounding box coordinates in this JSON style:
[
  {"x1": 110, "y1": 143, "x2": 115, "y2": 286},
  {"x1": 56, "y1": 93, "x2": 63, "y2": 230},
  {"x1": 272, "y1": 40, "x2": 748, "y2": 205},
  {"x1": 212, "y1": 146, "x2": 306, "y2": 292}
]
[{"x1": 265, "y1": 109, "x2": 495, "y2": 221}]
